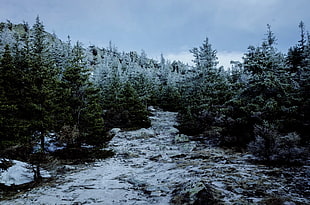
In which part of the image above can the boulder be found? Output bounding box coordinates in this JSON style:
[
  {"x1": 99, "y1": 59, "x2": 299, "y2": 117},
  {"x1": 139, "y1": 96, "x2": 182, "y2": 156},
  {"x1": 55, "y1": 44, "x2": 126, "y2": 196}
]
[
  {"x1": 171, "y1": 181, "x2": 218, "y2": 205},
  {"x1": 174, "y1": 134, "x2": 190, "y2": 143}
]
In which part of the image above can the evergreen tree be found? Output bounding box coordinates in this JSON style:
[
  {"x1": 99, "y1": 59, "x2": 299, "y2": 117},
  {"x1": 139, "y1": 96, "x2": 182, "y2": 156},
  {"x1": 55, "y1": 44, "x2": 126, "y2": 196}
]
[
  {"x1": 78, "y1": 85, "x2": 106, "y2": 146},
  {"x1": 0, "y1": 45, "x2": 26, "y2": 149},
  {"x1": 119, "y1": 81, "x2": 150, "y2": 128},
  {"x1": 139, "y1": 49, "x2": 148, "y2": 68},
  {"x1": 178, "y1": 37, "x2": 230, "y2": 136},
  {"x1": 158, "y1": 84, "x2": 181, "y2": 112},
  {"x1": 129, "y1": 72, "x2": 154, "y2": 106},
  {"x1": 104, "y1": 81, "x2": 150, "y2": 130},
  {"x1": 285, "y1": 22, "x2": 310, "y2": 139},
  {"x1": 287, "y1": 21, "x2": 307, "y2": 73},
  {"x1": 222, "y1": 25, "x2": 301, "y2": 148},
  {"x1": 298, "y1": 21, "x2": 307, "y2": 52},
  {"x1": 101, "y1": 64, "x2": 122, "y2": 109},
  {"x1": 26, "y1": 16, "x2": 59, "y2": 151},
  {"x1": 59, "y1": 41, "x2": 106, "y2": 147},
  {"x1": 190, "y1": 36, "x2": 218, "y2": 73}
]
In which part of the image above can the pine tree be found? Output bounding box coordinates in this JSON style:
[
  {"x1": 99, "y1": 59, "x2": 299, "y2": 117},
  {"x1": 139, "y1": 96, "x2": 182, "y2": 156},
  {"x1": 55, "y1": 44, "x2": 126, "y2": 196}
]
[
  {"x1": 26, "y1": 16, "x2": 59, "y2": 151},
  {"x1": 225, "y1": 25, "x2": 300, "y2": 148},
  {"x1": 0, "y1": 45, "x2": 19, "y2": 148},
  {"x1": 59, "y1": 41, "x2": 91, "y2": 147},
  {"x1": 101, "y1": 63, "x2": 122, "y2": 109},
  {"x1": 59, "y1": 41, "x2": 106, "y2": 147},
  {"x1": 104, "y1": 81, "x2": 150, "y2": 130},
  {"x1": 178, "y1": 37, "x2": 230, "y2": 136},
  {"x1": 139, "y1": 50, "x2": 148, "y2": 68},
  {"x1": 298, "y1": 21, "x2": 307, "y2": 52},
  {"x1": 119, "y1": 81, "x2": 150, "y2": 129},
  {"x1": 78, "y1": 85, "x2": 106, "y2": 146},
  {"x1": 190, "y1": 36, "x2": 218, "y2": 74},
  {"x1": 284, "y1": 22, "x2": 310, "y2": 139},
  {"x1": 287, "y1": 21, "x2": 307, "y2": 73}
]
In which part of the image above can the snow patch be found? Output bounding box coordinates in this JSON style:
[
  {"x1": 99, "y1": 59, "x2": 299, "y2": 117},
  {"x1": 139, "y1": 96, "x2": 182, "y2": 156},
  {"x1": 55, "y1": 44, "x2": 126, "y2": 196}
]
[{"x1": 0, "y1": 159, "x2": 51, "y2": 186}]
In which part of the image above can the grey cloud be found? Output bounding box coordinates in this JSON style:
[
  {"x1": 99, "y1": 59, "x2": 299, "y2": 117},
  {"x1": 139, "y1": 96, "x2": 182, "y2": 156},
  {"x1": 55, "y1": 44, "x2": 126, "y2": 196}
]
[{"x1": 1, "y1": 0, "x2": 309, "y2": 57}]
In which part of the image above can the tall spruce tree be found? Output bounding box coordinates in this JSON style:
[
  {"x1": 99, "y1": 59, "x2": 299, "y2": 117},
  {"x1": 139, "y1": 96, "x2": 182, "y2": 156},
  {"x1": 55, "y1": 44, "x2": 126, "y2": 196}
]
[
  {"x1": 59, "y1": 42, "x2": 106, "y2": 147},
  {"x1": 178, "y1": 37, "x2": 230, "y2": 136},
  {"x1": 190, "y1": 36, "x2": 218, "y2": 74},
  {"x1": 286, "y1": 22, "x2": 310, "y2": 140},
  {"x1": 222, "y1": 25, "x2": 298, "y2": 147},
  {"x1": 0, "y1": 45, "x2": 24, "y2": 149},
  {"x1": 27, "y1": 16, "x2": 59, "y2": 151},
  {"x1": 104, "y1": 80, "x2": 150, "y2": 130}
]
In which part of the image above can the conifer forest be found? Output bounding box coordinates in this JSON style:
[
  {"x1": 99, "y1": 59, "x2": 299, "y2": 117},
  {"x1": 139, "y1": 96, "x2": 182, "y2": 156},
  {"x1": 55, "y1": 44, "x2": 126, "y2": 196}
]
[{"x1": 0, "y1": 18, "x2": 309, "y2": 204}]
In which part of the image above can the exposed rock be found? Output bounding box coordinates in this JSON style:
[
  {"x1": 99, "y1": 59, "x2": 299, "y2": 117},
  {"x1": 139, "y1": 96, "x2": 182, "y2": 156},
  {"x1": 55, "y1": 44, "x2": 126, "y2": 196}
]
[
  {"x1": 171, "y1": 181, "x2": 218, "y2": 205},
  {"x1": 149, "y1": 154, "x2": 162, "y2": 161},
  {"x1": 175, "y1": 134, "x2": 190, "y2": 143}
]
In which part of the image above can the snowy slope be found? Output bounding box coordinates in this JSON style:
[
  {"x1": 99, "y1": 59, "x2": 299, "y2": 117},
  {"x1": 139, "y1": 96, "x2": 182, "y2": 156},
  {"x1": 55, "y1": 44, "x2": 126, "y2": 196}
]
[{"x1": 1, "y1": 108, "x2": 309, "y2": 204}]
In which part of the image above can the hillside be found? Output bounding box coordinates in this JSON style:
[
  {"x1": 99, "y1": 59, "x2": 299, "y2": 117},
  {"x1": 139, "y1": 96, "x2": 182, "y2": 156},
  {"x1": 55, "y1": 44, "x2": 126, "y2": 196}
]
[{"x1": 0, "y1": 18, "x2": 309, "y2": 204}]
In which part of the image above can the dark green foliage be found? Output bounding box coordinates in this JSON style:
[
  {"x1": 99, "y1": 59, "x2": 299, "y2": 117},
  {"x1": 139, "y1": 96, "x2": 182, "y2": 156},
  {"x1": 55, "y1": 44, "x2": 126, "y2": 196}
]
[
  {"x1": 0, "y1": 45, "x2": 29, "y2": 149},
  {"x1": 104, "y1": 81, "x2": 151, "y2": 130},
  {"x1": 0, "y1": 18, "x2": 108, "y2": 159},
  {"x1": 217, "y1": 25, "x2": 308, "y2": 149},
  {"x1": 190, "y1": 36, "x2": 218, "y2": 71},
  {"x1": 285, "y1": 23, "x2": 310, "y2": 142},
  {"x1": 78, "y1": 86, "x2": 106, "y2": 146},
  {"x1": 158, "y1": 84, "x2": 181, "y2": 112},
  {"x1": 26, "y1": 17, "x2": 60, "y2": 151},
  {"x1": 177, "y1": 106, "x2": 205, "y2": 136},
  {"x1": 177, "y1": 24, "x2": 310, "y2": 164},
  {"x1": 178, "y1": 37, "x2": 220, "y2": 135},
  {"x1": 52, "y1": 148, "x2": 114, "y2": 162},
  {"x1": 287, "y1": 46, "x2": 303, "y2": 73},
  {"x1": 177, "y1": 42, "x2": 231, "y2": 137},
  {"x1": 129, "y1": 73, "x2": 155, "y2": 106},
  {"x1": 58, "y1": 42, "x2": 107, "y2": 147},
  {"x1": 248, "y1": 123, "x2": 308, "y2": 165}
]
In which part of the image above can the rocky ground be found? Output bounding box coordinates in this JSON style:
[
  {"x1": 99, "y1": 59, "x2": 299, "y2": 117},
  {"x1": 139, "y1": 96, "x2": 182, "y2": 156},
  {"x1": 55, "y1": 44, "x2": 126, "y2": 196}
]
[{"x1": 1, "y1": 108, "x2": 309, "y2": 204}]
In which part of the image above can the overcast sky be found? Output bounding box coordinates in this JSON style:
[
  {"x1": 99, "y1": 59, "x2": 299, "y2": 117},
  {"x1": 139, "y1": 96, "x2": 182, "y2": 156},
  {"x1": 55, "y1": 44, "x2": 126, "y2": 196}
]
[{"x1": 1, "y1": 0, "x2": 309, "y2": 67}]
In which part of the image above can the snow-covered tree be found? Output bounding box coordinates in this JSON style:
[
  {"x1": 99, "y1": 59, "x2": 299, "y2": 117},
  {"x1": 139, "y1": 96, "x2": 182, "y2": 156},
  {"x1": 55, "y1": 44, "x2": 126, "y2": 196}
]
[
  {"x1": 190, "y1": 36, "x2": 218, "y2": 73},
  {"x1": 59, "y1": 42, "x2": 106, "y2": 147}
]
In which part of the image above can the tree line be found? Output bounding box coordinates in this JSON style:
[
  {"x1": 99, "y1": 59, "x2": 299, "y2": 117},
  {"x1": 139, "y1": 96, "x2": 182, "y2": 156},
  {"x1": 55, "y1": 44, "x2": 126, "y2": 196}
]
[
  {"x1": 0, "y1": 17, "x2": 109, "y2": 160},
  {"x1": 177, "y1": 23, "x2": 309, "y2": 165}
]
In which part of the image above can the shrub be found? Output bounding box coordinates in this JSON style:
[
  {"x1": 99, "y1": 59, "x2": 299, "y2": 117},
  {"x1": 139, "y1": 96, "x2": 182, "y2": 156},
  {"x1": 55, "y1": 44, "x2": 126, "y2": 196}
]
[{"x1": 248, "y1": 122, "x2": 308, "y2": 165}]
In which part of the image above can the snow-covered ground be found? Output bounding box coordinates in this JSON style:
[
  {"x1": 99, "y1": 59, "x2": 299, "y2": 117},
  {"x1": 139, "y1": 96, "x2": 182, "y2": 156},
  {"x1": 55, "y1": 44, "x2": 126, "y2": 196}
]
[
  {"x1": 0, "y1": 160, "x2": 50, "y2": 186},
  {"x1": 1, "y1": 108, "x2": 309, "y2": 204}
]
